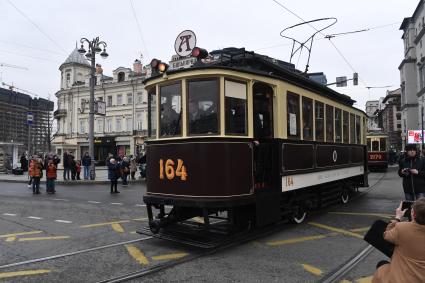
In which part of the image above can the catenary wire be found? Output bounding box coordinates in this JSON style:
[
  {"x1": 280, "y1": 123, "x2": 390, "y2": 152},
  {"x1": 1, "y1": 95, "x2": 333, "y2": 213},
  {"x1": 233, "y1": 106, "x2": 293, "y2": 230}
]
[{"x1": 129, "y1": 0, "x2": 150, "y2": 61}]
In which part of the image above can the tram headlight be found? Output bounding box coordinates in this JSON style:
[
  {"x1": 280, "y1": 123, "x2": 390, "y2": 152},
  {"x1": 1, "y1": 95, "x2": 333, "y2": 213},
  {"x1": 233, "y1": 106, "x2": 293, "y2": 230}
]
[
  {"x1": 158, "y1": 62, "x2": 169, "y2": 73},
  {"x1": 191, "y1": 47, "x2": 208, "y2": 60}
]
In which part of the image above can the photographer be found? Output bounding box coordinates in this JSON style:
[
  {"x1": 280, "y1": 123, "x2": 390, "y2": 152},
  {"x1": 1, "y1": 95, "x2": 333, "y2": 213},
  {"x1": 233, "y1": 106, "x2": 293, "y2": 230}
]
[
  {"x1": 372, "y1": 198, "x2": 425, "y2": 283},
  {"x1": 398, "y1": 144, "x2": 425, "y2": 201}
]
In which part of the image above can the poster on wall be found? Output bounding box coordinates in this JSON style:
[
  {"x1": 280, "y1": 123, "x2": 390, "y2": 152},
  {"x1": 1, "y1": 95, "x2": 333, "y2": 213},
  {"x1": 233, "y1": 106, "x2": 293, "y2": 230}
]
[{"x1": 407, "y1": 130, "x2": 425, "y2": 144}]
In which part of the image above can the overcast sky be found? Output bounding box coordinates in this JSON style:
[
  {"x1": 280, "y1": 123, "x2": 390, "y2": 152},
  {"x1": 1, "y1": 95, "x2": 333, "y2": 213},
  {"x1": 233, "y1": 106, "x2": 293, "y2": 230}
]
[{"x1": 0, "y1": 0, "x2": 420, "y2": 110}]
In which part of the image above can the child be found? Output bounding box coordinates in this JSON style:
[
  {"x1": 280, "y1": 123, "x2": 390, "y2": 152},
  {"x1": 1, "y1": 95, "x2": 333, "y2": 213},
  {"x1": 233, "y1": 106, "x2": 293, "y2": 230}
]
[
  {"x1": 30, "y1": 158, "x2": 43, "y2": 194},
  {"x1": 76, "y1": 160, "x2": 81, "y2": 180},
  {"x1": 46, "y1": 160, "x2": 57, "y2": 194}
]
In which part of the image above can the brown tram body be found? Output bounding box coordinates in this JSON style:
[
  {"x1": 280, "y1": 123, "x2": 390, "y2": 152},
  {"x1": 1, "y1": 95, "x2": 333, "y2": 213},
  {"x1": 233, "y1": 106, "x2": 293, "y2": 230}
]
[
  {"x1": 142, "y1": 48, "x2": 368, "y2": 236},
  {"x1": 366, "y1": 133, "x2": 389, "y2": 171}
]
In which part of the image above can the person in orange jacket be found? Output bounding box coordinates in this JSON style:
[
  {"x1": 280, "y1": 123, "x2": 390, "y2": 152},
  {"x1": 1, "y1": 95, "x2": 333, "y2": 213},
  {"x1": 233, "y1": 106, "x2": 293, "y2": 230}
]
[
  {"x1": 46, "y1": 159, "x2": 57, "y2": 194},
  {"x1": 29, "y1": 157, "x2": 43, "y2": 194},
  {"x1": 27, "y1": 157, "x2": 34, "y2": 189}
]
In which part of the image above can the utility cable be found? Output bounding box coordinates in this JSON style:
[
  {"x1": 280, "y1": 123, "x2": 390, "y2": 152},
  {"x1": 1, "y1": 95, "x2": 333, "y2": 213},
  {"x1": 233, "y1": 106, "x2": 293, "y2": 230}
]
[
  {"x1": 129, "y1": 0, "x2": 150, "y2": 61},
  {"x1": 5, "y1": 0, "x2": 67, "y2": 53}
]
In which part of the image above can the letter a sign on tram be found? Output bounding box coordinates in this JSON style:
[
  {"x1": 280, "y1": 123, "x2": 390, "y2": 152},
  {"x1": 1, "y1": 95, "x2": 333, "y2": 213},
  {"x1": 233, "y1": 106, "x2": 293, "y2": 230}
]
[
  {"x1": 27, "y1": 112, "x2": 33, "y2": 125},
  {"x1": 174, "y1": 30, "x2": 196, "y2": 57}
]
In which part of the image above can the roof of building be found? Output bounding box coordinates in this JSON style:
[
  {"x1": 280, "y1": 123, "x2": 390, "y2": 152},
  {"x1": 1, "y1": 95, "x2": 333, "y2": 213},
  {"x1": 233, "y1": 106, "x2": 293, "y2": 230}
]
[{"x1": 59, "y1": 48, "x2": 90, "y2": 70}]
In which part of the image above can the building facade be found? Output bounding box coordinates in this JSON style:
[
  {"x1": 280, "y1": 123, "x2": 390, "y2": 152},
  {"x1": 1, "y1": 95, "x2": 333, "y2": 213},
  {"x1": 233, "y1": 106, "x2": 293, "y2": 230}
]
[
  {"x1": 52, "y1": 48, "x2": 149, "y2": 165},
  {"x1": 376, "y1": 89, "x2": 402, "y2": 150}
]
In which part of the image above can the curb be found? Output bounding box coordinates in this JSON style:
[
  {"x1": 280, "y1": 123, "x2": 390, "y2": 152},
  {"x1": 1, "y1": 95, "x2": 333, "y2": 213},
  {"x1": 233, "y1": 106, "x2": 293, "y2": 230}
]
[{"x1": 0, "y1": 179, "x2": 145, "y2": 185}]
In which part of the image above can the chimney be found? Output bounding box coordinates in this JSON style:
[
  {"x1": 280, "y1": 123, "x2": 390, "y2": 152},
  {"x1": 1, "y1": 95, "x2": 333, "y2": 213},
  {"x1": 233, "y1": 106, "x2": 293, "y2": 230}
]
[
  {"x1": 95, "y1": 64, "x2": 103, "y2": 75},
  {"x1": 133, "y1": 59, "x2": 142, "y2": 74}
]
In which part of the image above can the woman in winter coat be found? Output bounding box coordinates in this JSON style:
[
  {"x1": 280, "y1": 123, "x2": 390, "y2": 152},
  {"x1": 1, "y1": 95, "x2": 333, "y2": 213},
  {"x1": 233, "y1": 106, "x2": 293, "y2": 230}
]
[{"x1": 108, "y1": 158, "x2": 120, "y2": 194}]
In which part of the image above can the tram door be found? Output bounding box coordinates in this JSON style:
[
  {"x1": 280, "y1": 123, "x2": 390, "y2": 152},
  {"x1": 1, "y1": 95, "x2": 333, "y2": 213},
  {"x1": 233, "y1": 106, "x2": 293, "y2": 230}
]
[{"x1": 253, "y1": 83, "x2": 274, "y2": 190}]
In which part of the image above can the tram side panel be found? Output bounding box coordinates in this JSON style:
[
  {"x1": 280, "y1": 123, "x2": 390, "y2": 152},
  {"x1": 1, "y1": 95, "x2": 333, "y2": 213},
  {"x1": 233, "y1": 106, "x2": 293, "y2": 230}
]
[{"x1": 368, "y1": 151, "x2": 388, "y2": 171}]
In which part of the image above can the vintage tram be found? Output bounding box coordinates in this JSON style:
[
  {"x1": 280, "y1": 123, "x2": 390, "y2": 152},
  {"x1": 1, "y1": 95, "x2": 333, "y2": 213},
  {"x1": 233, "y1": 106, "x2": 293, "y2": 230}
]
[
  {"x1": 366, "y1": 133, "x2": 389, "y2": 171},
  {"x1": 141, "y1": 47, "x2": 368, "y2": 240}
]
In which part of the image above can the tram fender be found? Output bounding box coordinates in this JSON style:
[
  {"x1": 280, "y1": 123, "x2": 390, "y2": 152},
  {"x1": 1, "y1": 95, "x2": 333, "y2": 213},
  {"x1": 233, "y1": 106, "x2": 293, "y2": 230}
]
[{"x1": 255, "y1": 192, "x2": 281, "y2": 227}]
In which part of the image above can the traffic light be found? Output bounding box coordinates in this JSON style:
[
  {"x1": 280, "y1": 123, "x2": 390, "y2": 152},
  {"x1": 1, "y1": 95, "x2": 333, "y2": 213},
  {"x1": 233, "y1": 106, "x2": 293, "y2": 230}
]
[
  {"x1": 150, "y1": 59, "x2": 169, "y2": 74},
  {"x1": 353, "y1": 72, "x2": 358, "y2": 86}
]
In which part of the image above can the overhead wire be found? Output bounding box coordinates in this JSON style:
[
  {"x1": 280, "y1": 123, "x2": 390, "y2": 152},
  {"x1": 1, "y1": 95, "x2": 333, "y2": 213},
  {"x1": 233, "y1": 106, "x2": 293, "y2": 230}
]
[
  {"x1": 129, "y1": 0, "x2": 150, "y2": 61},
  {"x1": 0, "y1": 39, "x2": 63, "y2": 55},
  {"x1": 5, "y1": 0, "x2": 67, "y2": 53}
]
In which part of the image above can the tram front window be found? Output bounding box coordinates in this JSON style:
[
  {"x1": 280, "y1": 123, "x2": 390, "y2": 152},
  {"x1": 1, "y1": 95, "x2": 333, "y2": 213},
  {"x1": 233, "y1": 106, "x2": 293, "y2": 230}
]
[
  {"x1": 372, "y1": 140, "x2": 379, "y2": 151},
  {"x1": 160, "y1": 83, "x2": 182, "y2": 137},
  {"x1": 187, "y1": 79, "x2": 219, "y2": 135},
  {"x1": 380, "y1": 138, "x2": 387, "y2": 151}
]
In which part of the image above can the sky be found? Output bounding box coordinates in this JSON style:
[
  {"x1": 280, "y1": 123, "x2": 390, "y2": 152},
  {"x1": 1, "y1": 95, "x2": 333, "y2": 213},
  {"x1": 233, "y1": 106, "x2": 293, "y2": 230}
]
[{"x1": 0, "y1": 0, "x2": 420, "y2": 110}]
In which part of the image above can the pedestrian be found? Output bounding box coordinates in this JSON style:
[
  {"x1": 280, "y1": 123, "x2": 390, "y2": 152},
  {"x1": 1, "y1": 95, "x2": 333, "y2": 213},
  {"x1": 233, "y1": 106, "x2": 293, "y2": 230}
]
[
  {"x1": 108, "y1": 158, "x2": 120, "y2": 194},
  {"x1": 20, "y1": 153, "x2": 27, "y2": 172},
  {"x1": 27, "y1": 156, "x2": 34, "y2": 189},
  {"x1": 76, "y1": 160, "x2": 81, "y2": 180},
  {"x1": 82, "y1": 152, "x2": 91, "y2": 180},
  {"x1": 120, "y1": 156, "x2": 130, "y2": 186},
  {"x1": 130, "y1": 156, "x2": 137, "y2": 180},
  {"x1": 106, "y1": 153, "x2": 114, "y2": 166},
  {"x1": 30, "y1": 157, "x2": 43, "y2": 194},
  {"x1": 398, "y1": 144, "x2": 425, "y2": 200},
  {"x1": 69, "y1": 153, "x2": 76, "y2": 180},
  {"x1": 63, "y1": 151, "x2": 70, "y2": 180},
  {"x1": 372, "y1": 198, "x2": 425, "y2": 283},
  {"x1": 46, "y1": 159, "x2": 57, "y2": 194}
]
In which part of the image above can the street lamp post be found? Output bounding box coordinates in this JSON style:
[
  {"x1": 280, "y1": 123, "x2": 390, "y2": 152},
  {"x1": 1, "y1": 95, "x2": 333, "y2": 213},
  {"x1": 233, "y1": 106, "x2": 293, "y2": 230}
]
[{"x1": 78, "y1": 37, "x2": 108, "y2": 180}]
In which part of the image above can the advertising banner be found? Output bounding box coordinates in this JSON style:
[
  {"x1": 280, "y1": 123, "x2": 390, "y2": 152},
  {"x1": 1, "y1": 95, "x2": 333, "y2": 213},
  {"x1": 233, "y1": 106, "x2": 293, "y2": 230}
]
[{"x1": 407, "y1": 130, "x2": 425, "y2": 144}]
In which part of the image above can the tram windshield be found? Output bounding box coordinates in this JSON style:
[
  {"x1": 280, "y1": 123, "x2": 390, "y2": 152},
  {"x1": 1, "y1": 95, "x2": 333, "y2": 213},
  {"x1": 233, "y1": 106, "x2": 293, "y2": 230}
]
[{"x1": 160, "y1": 83, "x2": 182, "y2": 137}]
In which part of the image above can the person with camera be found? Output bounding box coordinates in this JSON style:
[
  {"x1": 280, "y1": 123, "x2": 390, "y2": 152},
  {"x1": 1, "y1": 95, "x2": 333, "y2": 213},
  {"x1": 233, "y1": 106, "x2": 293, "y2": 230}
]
[
  {"x1": 372, "y1": 198, "x2": 425, "y2": 283},
  {"x1": 398, "y1": 144, "x2": 425, "y2": 201}
]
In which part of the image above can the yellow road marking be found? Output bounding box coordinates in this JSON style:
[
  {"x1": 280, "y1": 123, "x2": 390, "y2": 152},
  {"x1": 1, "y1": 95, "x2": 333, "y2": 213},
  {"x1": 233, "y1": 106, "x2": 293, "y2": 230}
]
[
  {"x1": 356, "y1": 276, "x2": 373, "y2": 283},
  {"x1": 152, "y1": 253, "x2": 189, "y2": 261},
  {"x1": 18, "y1": 236, "x2": 70, "y2": 242},
  {"x1": 0, "y1": 269, "x2": 51, "y2": 279},
  {"x1": 80, "y1": 220, "x2": 130, "y2": 228},
  {"x1": 125, "y1": 244, "x2": 149, "y2": 265},
  {"x1": 302, "y1": 263, "x2": 323, "y2": 276},
  {"x1": 0, "y1": 231, "x2": 42, "y2": 238},
  {"x1": 267, "y1": 234, "x2": 329, "y2": 246},
  {"x1": 5, "y1": 236, "x2": 17, "y2": 242},
  {"x1": 329, "y1": 212, "x2": 393, "y2": 219},
  {"x1": 340, "y1": 280, "x2": 352, "y2": 283},
  {"x1": 132, "y1": 217, "x2": 148, "y2": 221},
  {"x1": 111, "y1": 223, "x2": 124, "y2": 233},
  {"x1": 308, "y1": 222, "x2": 363, "y2": 239},
  {"x1": 350, "y1": 227, "x2": 370, "y2": 233}
]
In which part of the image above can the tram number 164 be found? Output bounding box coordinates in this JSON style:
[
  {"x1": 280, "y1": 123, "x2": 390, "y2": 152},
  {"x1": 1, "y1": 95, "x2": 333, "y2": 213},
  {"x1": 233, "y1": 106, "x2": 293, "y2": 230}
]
[{"x1": 159, "y1": 159, "x2": 188, "y2": 181}]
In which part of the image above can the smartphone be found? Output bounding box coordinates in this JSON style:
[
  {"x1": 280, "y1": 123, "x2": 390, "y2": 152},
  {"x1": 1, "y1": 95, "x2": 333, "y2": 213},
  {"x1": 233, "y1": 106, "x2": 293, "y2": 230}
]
[{"x1": 402, "y1": 201, "x2": 413, "y2": 210}]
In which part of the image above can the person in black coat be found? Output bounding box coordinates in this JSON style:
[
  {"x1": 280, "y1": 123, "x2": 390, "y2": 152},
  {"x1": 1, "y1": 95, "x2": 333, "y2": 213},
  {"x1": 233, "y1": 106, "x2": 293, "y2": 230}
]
[
  {"x1": 82, "y1": 152, "x2": 91, "y2": 180},
  {"x1": 398, "y1": 144, "x2": 425, "y2": 201},
  {"x1": 107, "y1": 158, "x2": 120, "y2": 194}
]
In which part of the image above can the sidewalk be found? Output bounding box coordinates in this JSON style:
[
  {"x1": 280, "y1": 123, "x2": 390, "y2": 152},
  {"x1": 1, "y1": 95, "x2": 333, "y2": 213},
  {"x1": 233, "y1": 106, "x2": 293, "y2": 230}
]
[{"x1": 0, "y1": 167, "x2": 144, "y2": 185}]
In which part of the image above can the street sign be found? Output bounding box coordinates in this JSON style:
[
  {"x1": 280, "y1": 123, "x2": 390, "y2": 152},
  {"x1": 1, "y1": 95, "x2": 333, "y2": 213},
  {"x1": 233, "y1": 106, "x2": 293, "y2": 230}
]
[
  {"x1": 336, "y1": 76, "x2": 347, "y2": 87},
  {"x1": 95, "y1": 101, "x2": 106, "y2": 115},
  {"x1": 27, "y1": 112, "x2": 33, "y2": 125},
  {"x1": 174, "y1": 30, "x2": 196, "y2": 57}
]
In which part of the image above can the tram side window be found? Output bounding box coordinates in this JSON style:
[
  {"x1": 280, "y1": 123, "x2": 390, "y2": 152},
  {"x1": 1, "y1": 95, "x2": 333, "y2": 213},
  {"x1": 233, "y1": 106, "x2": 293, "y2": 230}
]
[
  {"x1": 380, "y1": 138, "x2": 387, "y2": 151},
  {"x1": 326, "y1": 105, "x2": 334, "y2": 142},
  {"x1": 302, "y1": 97, "x2": 313, "y2": 140},
  {"x1": 372, "y1": 140, "x2": 379, "y2": 151},
  {"x1": 160, "y1": 82, "x2": 182, "y2": 137},
  {"x1": 335, "y1": 108, "x2": 342, "y2": 143},
  {"x1": 315, "y1": 101, "x2": 324, "y2": 141},
  {"x1": 367, "y1": 138, "x2": 371, "y2": 151},
  {"x1": 225, "y1": 80, "x2": 247, "y2": 135},
  {"x1": 147, "y1": 89, "x2": 157, "y2": 138},
  {"x1": 188, "y1": 79, "x2": 219, "y2": 135},
  {"x1": 350, "y1": 113, "x2": 355, "y2": 143},
  {"x1": 355, "y1": 115, "x2": 361, "y2": 144},
  {"x1": 287, "y1": 92, "x2": 300, "y2": 139},
  {"x1": 343, "y1": 111, "x2": 349, "y2": 143}
]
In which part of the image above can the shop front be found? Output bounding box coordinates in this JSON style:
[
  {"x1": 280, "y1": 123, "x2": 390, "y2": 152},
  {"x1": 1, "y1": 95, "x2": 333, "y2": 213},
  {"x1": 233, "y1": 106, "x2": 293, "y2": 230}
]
[{"x1": 93, "y1": 137, "x2": 116, "y2": 166}]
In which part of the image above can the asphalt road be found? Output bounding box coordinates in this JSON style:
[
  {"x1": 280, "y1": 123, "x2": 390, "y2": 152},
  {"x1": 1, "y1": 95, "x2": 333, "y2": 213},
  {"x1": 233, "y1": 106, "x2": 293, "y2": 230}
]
[{"x1": 0, "y1": 168, "x2": 405, "y2": 282}]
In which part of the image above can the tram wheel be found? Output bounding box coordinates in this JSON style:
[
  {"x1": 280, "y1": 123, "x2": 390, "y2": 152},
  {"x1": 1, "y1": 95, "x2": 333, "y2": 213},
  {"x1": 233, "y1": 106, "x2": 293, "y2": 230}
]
[
  {"x1": 149, "y1": 221, "x2": 161, "y2": 234},
  {"x1": 290, "y1": 205, "x2": 307, "y2": 224},
  {"x1": 341, "y1": 189, "x2": 350, "y2": 204}
]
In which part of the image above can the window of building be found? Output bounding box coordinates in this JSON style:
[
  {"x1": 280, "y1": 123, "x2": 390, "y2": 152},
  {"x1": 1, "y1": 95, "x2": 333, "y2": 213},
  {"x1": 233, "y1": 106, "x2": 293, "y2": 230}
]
[
  {"x1": 96, "y1": 119, "x2": 103, "y2": 133},
  {"x1": 315, "y1": 101, "x2": 324, "y2": 141},
  {"x1": 225, "y1": 80, "x2": 247, "y2": 135},
  {"x1": 350, "y1": 113, "x2": 355, "y2": 143},
  {"x1": 126, "y1": 117, "x2": 132, "y2": 131},
  {"x1": 106, "y1": 118, "x2": 112, "y2": 132},
  {"x1": 326, "y1": 105, "x2": 334, "y2": 142},
  {"x1": 117, "y1": 94, "x2": 123, "y2": 105},
  {"x1": 335, "y1": 108, "x2": 342, "y2": 142},
  {"x1": 66, "y1": 73, "x2": 71, "y2": 87},
  {"x1": 136, "y1": 112, "x2": 143, "y2": 130},
  {"x1": 107, "y1": 96, "x2": 112, "y2": 107},
  {"x1": 287, "y1": 92, "x2": 300, "y2": 139},
  {"x1": 160, "y1": 82, "x2": 182, "y2": 137},
  {"x1": 137, "y1": 92, "x2": 143, "y2": 104},
  {"x1": 127, "y1": 93, "x2": 133, "y2": 105},
  {"x1": 302, "y1": 97, "x2": 313, "y2": 140},
  {"x1": 420, "y1": 65, "x2": 425, "y2": 89},
  {"x1": 343, "y1": 111, "x2": 349, "y2": 143},
  {"x1": 118, "y1": 72, "x2": 125, "y2": 82},
  {"x1": 116, "y1": 117, "x2": 122, "y2": 132},
  {"x1": 79, "y1": 119, "x2": 86, "y2": 133},
  {"x1": 188, "y1": 79, "x2": 219, "y2": 135},
  {"x1": 396, "y1": 113, "x2": 401, "y2": 120}
]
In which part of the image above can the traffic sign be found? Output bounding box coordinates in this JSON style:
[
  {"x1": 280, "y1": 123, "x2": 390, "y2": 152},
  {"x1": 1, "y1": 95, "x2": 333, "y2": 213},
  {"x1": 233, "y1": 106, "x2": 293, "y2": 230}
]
[{"x1": 27, "y1": 112, "x2": 33, "y2": 125}]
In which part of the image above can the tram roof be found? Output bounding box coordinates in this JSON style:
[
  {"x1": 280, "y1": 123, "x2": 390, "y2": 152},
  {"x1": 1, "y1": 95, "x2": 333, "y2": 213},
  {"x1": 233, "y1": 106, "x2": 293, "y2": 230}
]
[{"x1": 144, "y1": 47, "x2": 357, "y2": 106}]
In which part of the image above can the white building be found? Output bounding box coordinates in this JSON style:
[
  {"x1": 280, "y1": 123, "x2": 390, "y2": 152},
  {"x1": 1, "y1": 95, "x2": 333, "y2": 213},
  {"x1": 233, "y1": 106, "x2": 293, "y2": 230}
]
[{"x1": 52, "y1": 48, "x2": 150, "y2": 165}]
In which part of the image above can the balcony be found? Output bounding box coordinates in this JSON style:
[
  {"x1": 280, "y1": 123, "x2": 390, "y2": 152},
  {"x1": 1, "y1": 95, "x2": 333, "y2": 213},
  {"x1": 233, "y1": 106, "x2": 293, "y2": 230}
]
[{"x1": 54, "y1": 109, "x2": 67, "y2": 119}]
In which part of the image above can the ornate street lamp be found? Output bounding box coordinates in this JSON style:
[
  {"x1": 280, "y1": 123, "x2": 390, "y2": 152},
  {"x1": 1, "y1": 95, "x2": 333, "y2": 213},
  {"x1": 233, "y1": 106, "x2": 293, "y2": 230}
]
[{"x1": 78, "y1": 37, "x2": 108, "y2": 180}]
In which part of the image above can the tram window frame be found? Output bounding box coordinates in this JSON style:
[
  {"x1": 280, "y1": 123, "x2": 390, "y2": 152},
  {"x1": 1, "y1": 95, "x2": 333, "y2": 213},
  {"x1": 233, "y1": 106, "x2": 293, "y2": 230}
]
[
  {"x1": 159, "y1": 82, "x2": 182, "y2": 138},
  {"x1": 147, "y1": 88, "x2": 157, "y2": 138},
  {"x1": 380, "y1": 138, "x2": 387, "y2": 151},
  {"x1": 326, "y1": 105, "x2": 334, "y2": 142},
  {"x1": 287, "y1": 92, "x2": 300, "y2": 139},
  {"x1": 367, "y1": 138, "x2": 372, "y2": 151},
  {"x1": 343, "y1": 111, "x2": 349, "y2": 143},
  {"x1": 355, "y1": 115, "x2": 361, "y2": 144},
  {"x1": 302, "y1": 97, "x2": 313, "y2": 140},
  {"x1": 315, "y1": 101, "x2": 324, "y2": 141},
  {"x1": 335, "y1": 108, "x2": 342, "y2": 143},
  {"x1": 350, "y1": 113, "x2": 356, "y2": 144},
  {"x1": 187, "y1": 78, "x2": 220, "y2": 136},
  {"x1": 224, "y1": 79, "x2": 248, "y2": 136}
]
